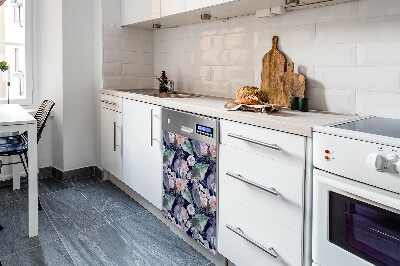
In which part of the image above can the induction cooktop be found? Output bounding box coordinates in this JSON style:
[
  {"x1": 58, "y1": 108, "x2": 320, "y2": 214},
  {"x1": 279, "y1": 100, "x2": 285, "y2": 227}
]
[{"x1": 333, "y1": 117, "x2": 400, "y2": 139}]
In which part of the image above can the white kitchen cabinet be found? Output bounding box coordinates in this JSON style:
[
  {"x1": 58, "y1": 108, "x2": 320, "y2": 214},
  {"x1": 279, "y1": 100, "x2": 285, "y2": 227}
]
[
  {"x1": 218, "y1": 120, "x2": 306, "y2": 266},
  {"x1": 161, "y1": 0, "x2": 222, "y2": 17},
  {"x1": 101, "y1": 106, "x2": 123, "y2": 181},
  {"x1": 123, "y1": 99, "x2": 163, "y2": 209},
  {"x1": 121, "y1": 0, "x2": 161, "y2": 26}
]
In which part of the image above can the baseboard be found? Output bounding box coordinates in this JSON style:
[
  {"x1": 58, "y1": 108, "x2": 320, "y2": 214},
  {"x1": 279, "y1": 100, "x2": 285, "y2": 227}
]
[
  {"x1": 52, "y1": 166, "x2": 103, "y2": 181},
  {"x1": 0, "y1": 165, "x2": 103, "y2": 188}
]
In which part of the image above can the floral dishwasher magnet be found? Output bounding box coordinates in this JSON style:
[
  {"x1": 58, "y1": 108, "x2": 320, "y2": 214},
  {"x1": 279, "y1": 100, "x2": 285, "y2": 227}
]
[{"x1": 161, "y1": 108, "x2": 218, "y2": 255}]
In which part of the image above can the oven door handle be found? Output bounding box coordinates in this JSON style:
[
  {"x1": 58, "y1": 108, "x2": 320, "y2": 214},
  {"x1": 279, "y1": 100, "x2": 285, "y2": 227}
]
[{"x1": 316, "y1": 170, "x2": 400, "y2": 211}]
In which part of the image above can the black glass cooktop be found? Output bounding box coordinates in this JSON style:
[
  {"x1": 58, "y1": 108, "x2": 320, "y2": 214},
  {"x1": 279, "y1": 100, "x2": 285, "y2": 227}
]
[{"x1": 333, "y1": 117, "x2": 400, "y2": 139}]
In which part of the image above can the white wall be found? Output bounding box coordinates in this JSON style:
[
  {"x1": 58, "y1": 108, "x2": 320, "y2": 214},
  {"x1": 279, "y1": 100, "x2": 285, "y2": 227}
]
[
  {"x1": 153, "y1": 0, "x2": 400, "y2": 118},
  {"x1": 37, "y1": 0, "x2": 97, "y2": 171},
  {"x1": 62, "y1": 0, "x2": 96, "y2": 171},
  {"x1": 37, "y1": 0, "x2": 64, "y2": 169}
]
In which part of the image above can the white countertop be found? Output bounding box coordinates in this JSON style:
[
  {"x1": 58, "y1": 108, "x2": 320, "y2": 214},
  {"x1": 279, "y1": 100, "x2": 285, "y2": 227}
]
[
  {"x1": 101, "y1": 89, "x2": 357, "y2": 137},
  {"x1": 0, "y1": 104, "x2": 36, "y2": 126}
]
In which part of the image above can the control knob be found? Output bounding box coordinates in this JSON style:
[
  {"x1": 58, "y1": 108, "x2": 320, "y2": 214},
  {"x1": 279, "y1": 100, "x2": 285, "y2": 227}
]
[
  {"x1": 387, "y1": 154, "x2": 400, "y2": 175},
  {"x1": 367, "y1": 153, "x2": 390, "y2": 172}
]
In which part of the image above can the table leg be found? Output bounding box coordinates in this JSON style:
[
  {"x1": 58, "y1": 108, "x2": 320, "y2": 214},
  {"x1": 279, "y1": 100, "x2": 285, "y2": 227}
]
[
  {"x1": 27, "y1": 123, "x2": 38, "y2": 237},
  {"x1": 12, "y1": 155, "x2": 20, "y2": 190}
]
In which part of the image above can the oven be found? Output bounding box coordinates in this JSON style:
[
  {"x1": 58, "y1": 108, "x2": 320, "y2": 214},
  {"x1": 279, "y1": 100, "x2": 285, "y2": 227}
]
[{"x1": 313, "y1": 169, "x2": 400, "y2": 266}]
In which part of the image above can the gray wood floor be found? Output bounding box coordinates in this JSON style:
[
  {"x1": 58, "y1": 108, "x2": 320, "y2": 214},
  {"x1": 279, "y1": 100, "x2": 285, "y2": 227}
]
[{"x1": 0, "y1": 176, "x2": 213, "y2": 266}]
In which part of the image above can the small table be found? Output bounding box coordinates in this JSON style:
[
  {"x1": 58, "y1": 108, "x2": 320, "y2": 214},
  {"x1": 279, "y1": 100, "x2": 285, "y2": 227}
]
[{"x1": 0, "y1": 104, "x2": 38, "y2": 237}]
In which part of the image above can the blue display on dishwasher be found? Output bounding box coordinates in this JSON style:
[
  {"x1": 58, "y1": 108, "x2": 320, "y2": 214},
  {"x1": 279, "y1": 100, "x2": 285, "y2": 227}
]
[{"x1": 196, "y1": 124, "x2": 213, "y2": 137}]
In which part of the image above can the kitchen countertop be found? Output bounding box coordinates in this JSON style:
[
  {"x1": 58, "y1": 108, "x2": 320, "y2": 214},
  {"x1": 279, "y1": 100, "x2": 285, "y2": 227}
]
[{"x1": 100, "y1": 89, "x2": 357, "y2": 137}]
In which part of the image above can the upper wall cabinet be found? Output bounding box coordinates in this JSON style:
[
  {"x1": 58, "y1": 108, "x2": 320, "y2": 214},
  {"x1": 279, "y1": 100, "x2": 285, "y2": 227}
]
[
  {"x1": 121, "y1": 0, "x2": 161, "y2": 26},
  {"x1": 161, "y1": 0, "x2": 223, "y2": 17}
]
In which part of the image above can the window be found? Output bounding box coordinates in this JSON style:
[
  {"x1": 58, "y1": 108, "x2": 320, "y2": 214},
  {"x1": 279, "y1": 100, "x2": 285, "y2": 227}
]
[{"x1": 0, "y1": 0, "x2": 32, "y2": 105}]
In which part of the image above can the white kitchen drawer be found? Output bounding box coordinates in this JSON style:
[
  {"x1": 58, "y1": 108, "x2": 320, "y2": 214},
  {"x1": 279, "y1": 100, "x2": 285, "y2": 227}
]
[
  {"x1": 219, "y1": 120, "x2": 306, "y2": 168},
  {"x1": 100, "y1": 93, "x2": 123, "y2": 113},
  {"x1": 218, "y1": 194, "x2": 303, "y2": 266},
  {"x1": 220, "y1": 145, "x2": 304, "y2": 233}
]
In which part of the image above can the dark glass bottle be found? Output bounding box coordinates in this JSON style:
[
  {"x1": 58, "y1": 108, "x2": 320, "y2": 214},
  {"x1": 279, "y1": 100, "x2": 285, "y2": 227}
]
[{"x1": 159, "y1": 71, "x2": 168, "y2": 92}]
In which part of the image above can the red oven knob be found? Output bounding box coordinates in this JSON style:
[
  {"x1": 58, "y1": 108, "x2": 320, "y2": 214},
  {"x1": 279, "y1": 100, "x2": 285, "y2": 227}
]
[{"x1": 325, "y1": 150, "x2": 330, "y2": 154}]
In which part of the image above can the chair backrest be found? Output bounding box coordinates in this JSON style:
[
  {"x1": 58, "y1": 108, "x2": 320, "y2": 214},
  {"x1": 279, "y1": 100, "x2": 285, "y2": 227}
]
[{"x1": 35, "y1": 100, "x2": 55, "y2": 143}]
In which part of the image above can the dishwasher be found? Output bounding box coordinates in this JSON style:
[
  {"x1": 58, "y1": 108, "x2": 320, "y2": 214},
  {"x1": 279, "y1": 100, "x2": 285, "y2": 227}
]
[{"x1": 162, "y1": 108, "x2": 219, "y2": 255}]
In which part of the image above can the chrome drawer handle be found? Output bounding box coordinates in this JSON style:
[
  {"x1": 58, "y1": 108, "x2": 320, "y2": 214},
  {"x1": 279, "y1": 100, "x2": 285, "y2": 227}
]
[
  {"x1": 227, "y1": 133, "x2": 281, "y2": 151},
  {"x1": 226, "y1": 172, "x2": 279, "y2": 196},
  {"x1": 101, "y1": 100, "x2": 117, "y2": 106},
  {"x1": 226, "y1": 224, "x2": 278, "y2": 259}
]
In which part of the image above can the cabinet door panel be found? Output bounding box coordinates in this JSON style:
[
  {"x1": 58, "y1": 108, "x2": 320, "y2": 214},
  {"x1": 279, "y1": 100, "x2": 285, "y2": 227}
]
[
  {"x1": 121, "y1": 0, "x2": 161, "y2": 26},
  {"x1": 187, "y1": 0, "x2": 223, "y2": 11},
  {"x1": 160, "y1": 0, "x2": 186, "y2": 17},
  {"x1": 101, "y1": 107, "x2": 122, "y2": 180},
  {"x1": 123, "y1": 100, "x2": 162, "y2": 209}
]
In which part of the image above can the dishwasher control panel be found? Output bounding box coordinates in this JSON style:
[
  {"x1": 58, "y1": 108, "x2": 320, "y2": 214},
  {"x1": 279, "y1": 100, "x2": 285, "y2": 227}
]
[
  {"x1": 196, "y1": 124, "x2": 213, "y2": 138},
  {"x1": 162, "y1": 108, "x2": 218, "y2": 146}
]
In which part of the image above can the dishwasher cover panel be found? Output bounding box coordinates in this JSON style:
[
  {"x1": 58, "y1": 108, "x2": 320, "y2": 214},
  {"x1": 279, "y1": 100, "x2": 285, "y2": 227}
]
[{"x1": 162, "y1": 130, "x2": 217, "y2": 254}]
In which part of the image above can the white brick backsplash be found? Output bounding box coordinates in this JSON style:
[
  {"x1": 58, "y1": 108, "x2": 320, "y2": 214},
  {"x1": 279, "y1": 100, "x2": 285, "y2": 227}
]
[
  {"x1": 180, "y1": 36, "x2": 212, "y2": 51},
  {"x1": 315, "y1": 67, "x2": 400, "y2": 93},
  {"x1": 103, "y1": 23, "x2": 154, "y2": 90},
  {"x1": 178, "y1": 52, "x2": 194, "y2": 65},
  {"x1": 154, "y1": 52, "x2": 166, "y2": 66},
  {"x1": 231, "y1": 49, "x2": 253, "y2": 66},
  {"x1": 179, "y1": 66, "x2": 210, "y2": 80},
  {"x1": 194, "y1": 50, "x2": 231, "y2": 65},
  {"x1": 254, "y1": 24, "x2": 316, "y2": 48},
  {"x1": 283, "y1": 44, "x2": 357, "y2": 67},
  {"x1": 103, "y1": 36, "x2": 121, "y2": 50},
  {"x1": 140, "y1": 52, "x2": 154, "y2": 65},
  {"x1": 224, "y1": 33, "x2": 253, "y2": 50},
  {"x1": 104, "y1": 50, "x2": 138, "y2": 64},
  {"x1": 211, "y1": 66, "x2": 253, "y2": 81},
  {"x1": 357, "y1": 42, "x2": 400, "y2": 66},
  {"x1": 137, "y1": 29, "x2": 153, "y2": 41},
  {"x1": 316, "y1": 16, "x2": 400, "y2": 45},
  {"x1": 192, "y1": 21, "x2": 230, "y2": 37},
  {"x1": 356, "y1": 91, "x2": 400, "y2": 118},
  {"x1": 358, "y1": 0, "x2": 400, "y2": 18},
  {"x1": 138, "y1": 77, "x2": 155, "y2": 88},
  {"x1": 99, "y1": 1, "x2": 400, "y2": 118},
  {"x1": 193, "y1": 80, "x2": 230, "y2": 98},
  {"x1": 122, "y1": 64, "x2": 154, "y2": 76},
  {"x1": 103, "y1": 63, "x2": 122, "y2": 76},
  {"x1": 122, "y1": 39, "x2": 153, "y2": 52},
  {"x1": 176, "y1": 79, "x2": 194, "y2": 93},
  {"x1": 306, "y1": 88, "x2": 356, "y2": 114}
]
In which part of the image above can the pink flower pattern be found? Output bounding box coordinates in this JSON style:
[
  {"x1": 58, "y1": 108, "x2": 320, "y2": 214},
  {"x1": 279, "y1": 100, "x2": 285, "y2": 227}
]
[
  {"x1": 180, "y1": 208, "x2": 189, "y2": 221},
  {"x1": 162, "y1": 130, "x2": 217, "y2": 254},
  {"x1": 200, "y1": 192, "x2": 208, "y2": 208},
  {"x1": 180, "y1": 160, "x2": 189, "y2": 173},
  {"x1": 169, "y1": 132, "x2": 175, "y2": 144},
  {"x1": 176, "y1": 135, "x2": 185, "y2": 145},
  {"x1": 168, "y1": 175, "x2": 174, "y2": 189},
  {"x1": 210, "y1": 145, "x2": 217, "y2": 158},
  {"x1": 175, "y1": 178, "x2": 186, "y2": 192},
  {"x1": 200, "y1": 142, "x2": 208, "y2": 156},
  {"x1": 209, "y1": 196, "x2": 217, "y2": 212}
]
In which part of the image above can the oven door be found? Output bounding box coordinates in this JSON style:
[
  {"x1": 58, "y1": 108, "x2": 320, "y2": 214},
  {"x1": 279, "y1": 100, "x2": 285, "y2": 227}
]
[{"x1": 313, "y1": 169, "x2": 400, "y2": 266}]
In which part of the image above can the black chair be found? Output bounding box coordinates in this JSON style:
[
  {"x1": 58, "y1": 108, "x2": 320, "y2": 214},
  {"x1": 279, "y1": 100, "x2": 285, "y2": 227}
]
[{"x1": 0, "y1": 99, "x2": 55, "y2": 210}]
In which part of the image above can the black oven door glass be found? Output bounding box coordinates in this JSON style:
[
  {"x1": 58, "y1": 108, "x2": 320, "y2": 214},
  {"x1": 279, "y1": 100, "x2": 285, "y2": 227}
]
[{"x1": 329, "y1": 191, "x2": 400, "y2": 266}]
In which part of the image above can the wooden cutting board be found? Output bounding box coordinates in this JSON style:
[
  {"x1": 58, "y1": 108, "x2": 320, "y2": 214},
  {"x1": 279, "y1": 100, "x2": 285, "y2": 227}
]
[
  {"x1": 260, "y1": 36, "x2": 286, "y2": 105},
  {"x1": 279, "y1": 62, "x2": 306, "y2": 107}
]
